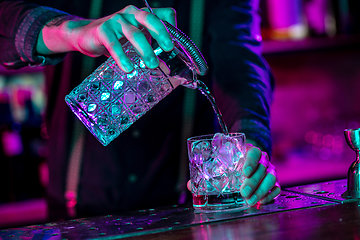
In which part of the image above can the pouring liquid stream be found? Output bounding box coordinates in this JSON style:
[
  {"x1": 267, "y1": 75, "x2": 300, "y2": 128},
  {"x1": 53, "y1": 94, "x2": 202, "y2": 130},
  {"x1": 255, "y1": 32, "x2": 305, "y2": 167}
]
[
  {"x1": 195, "y1": 80, "x2": 229, "y2": 135},
  {"x1": 141, "y1": 0, "x2": 227, "y2": 135}
]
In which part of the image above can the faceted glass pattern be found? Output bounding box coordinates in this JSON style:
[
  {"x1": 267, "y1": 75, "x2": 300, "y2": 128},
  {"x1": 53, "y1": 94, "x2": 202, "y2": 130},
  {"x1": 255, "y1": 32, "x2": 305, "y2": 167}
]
[
  {"x1": 65, "y1": 41, "x2": 174, "y2": 146},
  {"x1": 188, "y1": 133, "x2": 248, "y2": 212}
]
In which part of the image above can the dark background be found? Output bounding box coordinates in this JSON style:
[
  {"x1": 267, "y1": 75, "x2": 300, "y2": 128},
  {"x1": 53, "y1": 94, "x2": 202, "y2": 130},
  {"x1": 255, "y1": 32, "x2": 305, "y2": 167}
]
[{"x1": 1, "y1": 0, "x2": 360, "y2": 228}]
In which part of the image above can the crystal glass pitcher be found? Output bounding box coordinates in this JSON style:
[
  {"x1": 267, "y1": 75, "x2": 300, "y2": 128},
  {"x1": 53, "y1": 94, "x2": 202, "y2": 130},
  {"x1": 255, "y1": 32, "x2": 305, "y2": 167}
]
[{"x1": 65, "y1": 23, "x2": 208, "y2": 146}]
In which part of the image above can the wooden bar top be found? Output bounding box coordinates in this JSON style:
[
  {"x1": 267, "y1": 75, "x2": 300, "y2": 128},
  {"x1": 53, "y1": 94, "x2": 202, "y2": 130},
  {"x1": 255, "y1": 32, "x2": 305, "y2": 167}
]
[
  {"x1": 133, "y1": 202, "x2": 360, "y2": 240},
  {"x1": 1, "y1": 179, "x2": 359, "y2": 239}
]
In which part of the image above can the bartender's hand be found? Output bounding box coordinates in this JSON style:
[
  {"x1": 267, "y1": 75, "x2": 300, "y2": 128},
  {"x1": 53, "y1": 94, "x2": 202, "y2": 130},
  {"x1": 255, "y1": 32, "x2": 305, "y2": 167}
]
[
  {"x1": 240, "y1": 143, "x2": 281, "y2": 206},
  {"x1": 36, "y1": 5, "x2": 176, "y2": 72},
  {"x1": 187, "y1": 142, "x2": 281, "y2": 206}
]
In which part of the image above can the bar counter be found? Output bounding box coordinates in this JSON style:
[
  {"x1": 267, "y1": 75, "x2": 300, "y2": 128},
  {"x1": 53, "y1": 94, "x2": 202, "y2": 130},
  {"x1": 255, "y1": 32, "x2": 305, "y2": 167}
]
[{"x1": 1, "y1": 179, "x2": 359, "y2": 239}]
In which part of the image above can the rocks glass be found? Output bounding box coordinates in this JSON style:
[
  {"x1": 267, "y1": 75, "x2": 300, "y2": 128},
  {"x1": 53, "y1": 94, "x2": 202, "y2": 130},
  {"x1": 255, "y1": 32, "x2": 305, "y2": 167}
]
[{"x1": 188, "y1": 133, "x2": 248, "y2": 213}]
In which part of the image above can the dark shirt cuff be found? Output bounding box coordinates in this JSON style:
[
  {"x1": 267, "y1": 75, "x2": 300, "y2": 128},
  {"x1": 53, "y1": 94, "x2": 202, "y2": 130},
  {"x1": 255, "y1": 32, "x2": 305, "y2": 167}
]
[{"x1": 14, "y1": 6, "x2": 69, "y2": 68}]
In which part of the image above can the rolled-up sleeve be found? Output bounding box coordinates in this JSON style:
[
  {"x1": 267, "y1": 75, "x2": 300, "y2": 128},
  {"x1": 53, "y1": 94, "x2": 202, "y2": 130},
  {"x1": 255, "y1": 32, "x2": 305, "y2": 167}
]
[{"x1": 0, "y1": 0, "x2": 69, "y2": 69}]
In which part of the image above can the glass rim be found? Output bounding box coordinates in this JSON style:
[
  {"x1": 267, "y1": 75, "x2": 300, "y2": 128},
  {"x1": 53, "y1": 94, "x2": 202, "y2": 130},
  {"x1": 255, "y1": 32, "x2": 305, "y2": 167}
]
[{"x1": 187, "y1": 132, "x2": 245, "y2": 142}]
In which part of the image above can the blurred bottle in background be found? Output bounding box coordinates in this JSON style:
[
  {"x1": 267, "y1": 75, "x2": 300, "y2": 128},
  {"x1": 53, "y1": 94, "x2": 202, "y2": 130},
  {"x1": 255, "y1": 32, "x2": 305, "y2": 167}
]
[
  {"x1": 261, "y1": 0, "x2": 360, "y2": 41},
  {"x1": 265, "y1": 0, "x2": 308, "y2": 40},
  {"x1": 0, "y1": 72, "x2": 47, "y2": 203},
  {"x1": 331, "y1": 0, "x2": 360, "y2": 35},
  {"x1": 303, "y1": 0, "x2": 336, "y2": 37}
]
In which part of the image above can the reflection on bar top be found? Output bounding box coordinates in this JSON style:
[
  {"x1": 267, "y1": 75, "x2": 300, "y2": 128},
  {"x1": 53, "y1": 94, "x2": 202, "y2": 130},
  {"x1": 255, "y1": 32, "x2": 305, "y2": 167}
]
[{"x1": 0, "y1": 185, "x2": 339, "y2": 239}]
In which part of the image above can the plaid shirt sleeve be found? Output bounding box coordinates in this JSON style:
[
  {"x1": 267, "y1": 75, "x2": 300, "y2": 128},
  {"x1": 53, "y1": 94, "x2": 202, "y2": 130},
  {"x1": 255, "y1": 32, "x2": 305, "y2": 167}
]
[{"x1": 0, "y1": 0, "x2": 70, "y2": 69}]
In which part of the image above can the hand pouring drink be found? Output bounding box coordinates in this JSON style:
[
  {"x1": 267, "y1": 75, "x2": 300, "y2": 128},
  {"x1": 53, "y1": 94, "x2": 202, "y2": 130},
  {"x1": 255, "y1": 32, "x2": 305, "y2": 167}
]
[
  {"x1": 65, "y1": 19, "x2": 208, "y2": 146},
  {"x1": 65, "y1": 1, "x2": 247, "y2": 213}
]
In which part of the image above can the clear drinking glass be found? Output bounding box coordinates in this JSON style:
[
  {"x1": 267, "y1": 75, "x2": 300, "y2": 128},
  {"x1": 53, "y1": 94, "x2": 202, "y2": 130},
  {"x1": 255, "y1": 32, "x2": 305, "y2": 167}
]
[{"x1": 188, "y1": 132, "x2": 248, "y2": 213}]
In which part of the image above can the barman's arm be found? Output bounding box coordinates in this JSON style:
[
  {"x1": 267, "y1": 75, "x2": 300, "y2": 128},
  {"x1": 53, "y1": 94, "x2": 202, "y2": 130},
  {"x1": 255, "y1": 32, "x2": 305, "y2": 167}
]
[
  {"x1": 0, "y1": 0, "x2": 176, "y2": 72},
  {"x1": 208, "y1": 0, "x2": 280, "y2": 205},
  {"x1": 36, "y1": 5, "x2": 177, "y2": 72}
]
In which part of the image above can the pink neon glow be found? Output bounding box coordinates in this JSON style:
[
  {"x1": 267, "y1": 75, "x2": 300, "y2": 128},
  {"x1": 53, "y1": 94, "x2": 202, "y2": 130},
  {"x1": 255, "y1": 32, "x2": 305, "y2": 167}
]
[
  {"x1": 266, "y1": 0, "x2": 302, "y2": 29},
  {"x1": 1, "y1": 131, "x2": 23, "y2": 157}
]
